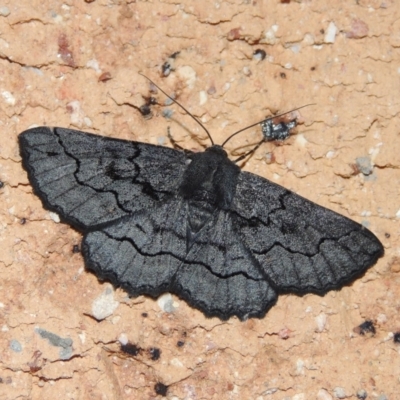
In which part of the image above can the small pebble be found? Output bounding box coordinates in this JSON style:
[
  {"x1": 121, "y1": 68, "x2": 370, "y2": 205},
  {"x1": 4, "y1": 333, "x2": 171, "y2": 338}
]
[
  {"x1": 92, "y1": 286, "x2": 119, "y2": 320},
  {"x1": 10, "y1": 339, "x2": 22, "y2": 353}
]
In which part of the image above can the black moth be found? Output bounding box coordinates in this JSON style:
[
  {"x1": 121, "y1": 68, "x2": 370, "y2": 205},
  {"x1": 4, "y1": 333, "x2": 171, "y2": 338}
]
[{"x1": 19, "y1": 84, "x2": 383, "y2": 321}]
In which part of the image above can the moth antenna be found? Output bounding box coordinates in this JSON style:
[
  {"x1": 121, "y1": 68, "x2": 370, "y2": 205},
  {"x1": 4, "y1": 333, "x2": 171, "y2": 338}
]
[
  {"x1": 233, "y1": 138, "x2": 265, "y2": 163},
  {"x1": 221, "y1": 104, "x2": 315, "y2": 147},
  {"x1": 139, "y1": 73, "x2": 215, "y2": 146}
]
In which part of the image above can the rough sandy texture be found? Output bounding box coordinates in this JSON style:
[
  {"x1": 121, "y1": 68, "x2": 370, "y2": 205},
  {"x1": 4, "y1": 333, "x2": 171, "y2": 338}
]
[{"x1": 1, "y1": 0, "x2": 399, "y2": 399}]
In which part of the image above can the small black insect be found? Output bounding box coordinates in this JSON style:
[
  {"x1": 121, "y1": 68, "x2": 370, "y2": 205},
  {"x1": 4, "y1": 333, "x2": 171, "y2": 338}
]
[
  {"x1": 261, "y1": 118, "x2": 297, "y2": 141},
  {"x1": 18, "y1": 76, "x2": 383, "y2": 320},
  {"x1": 0, "y1": 180, "x2": 4, "y2": 189},
  {"x1": 259, "y1": 104, "x2": 316, "y2": 143},
  {"x1": 72, "y1": 244, "x2": 80, "y2": 253},
  {"x1": 393, "y1": 332, "x2": 400, "y2": 343}
]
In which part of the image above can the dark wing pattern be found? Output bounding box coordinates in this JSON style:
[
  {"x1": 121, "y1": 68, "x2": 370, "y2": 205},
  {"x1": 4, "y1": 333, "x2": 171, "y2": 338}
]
[
  {"x1": 19, "y1": 127, "x2": 187, "y2": 230},
  {"x1": 231, "y1": 172, "x2": 384, "y2": 294},
  {"x1": 83, "y1": 197, "x2": 277, "y2": 320}
]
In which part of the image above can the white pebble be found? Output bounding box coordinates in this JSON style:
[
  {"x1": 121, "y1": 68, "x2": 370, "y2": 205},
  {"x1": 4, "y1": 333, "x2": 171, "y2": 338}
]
[
  {"x1": 1, "y1": 90, "x2": 16, "y2": 105},
  {"x1": 48, "y1": 212, "x2": 60, "y2": 223},
  {"x1": 0, "y1": 7, "x2": 10, "y2": 17},
  {"x1": 325, "y1": 22, "x2": 337, "y2": 43},
  {"x1": 315, "y1": 313, "x2": 327, "y2": 332},
  {"x1": 92, "y1": 286, "x2": 119, "y2": 320},
  {"x1": 157, "y1": 293, "x2": 176, "y2": 313},
  {"x1": 333, "y1": 387, "x2": 346, "y2": 399}
]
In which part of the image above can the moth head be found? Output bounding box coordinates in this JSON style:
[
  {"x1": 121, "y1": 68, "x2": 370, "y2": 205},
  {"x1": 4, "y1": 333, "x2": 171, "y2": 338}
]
[{"x1": 205, "y1": 145, "x2": 227, "y2": 158}]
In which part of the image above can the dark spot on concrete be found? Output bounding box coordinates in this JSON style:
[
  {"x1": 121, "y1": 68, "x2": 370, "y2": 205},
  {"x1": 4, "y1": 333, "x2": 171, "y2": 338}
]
[
  {"x1": 227, "y1": 27, "x2": 241, "y2": 41},
  {"x1": 253, "y1": 49, "x2": 266, "y2": 60},
  {"x1": 139, "y1": 104, "x2": 152, "y2": 117},
  {"x1": 58, "y1": 33, "x2": 75, "y2": 67},
  {"x1": 120, "y1": 342, "x2": 161, "y2": 361},
  {"x1": 154, "y1": 382, "x2": 168, "y2": 396},
  {"x1": 98, "y1": 72, "x2": 112, "y2": 82},
  {"x1": 356, "y1": 389, "x2": 368, "y2": 399},
  {"x1": 354, "y1": 320, "x2": 376, "y2": 336},
  {"x1": 149, "y1": 347, "x2": 161, "y2": 360},
  {"x1": 28, "y1": 350, "x2": 42, "y2": 373},
  {"x1": 120, "y1": 343, "x2": 142, "y2": 356}
]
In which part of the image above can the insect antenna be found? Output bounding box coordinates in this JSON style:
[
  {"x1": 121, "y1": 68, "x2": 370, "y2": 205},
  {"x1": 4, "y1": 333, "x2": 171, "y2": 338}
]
[
  {"x1": 233, "y1": 138, "x2": 266, "y2": 163},
  {"x1": 139, "y1": 73, "x2": 215, "y2": 146}
]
